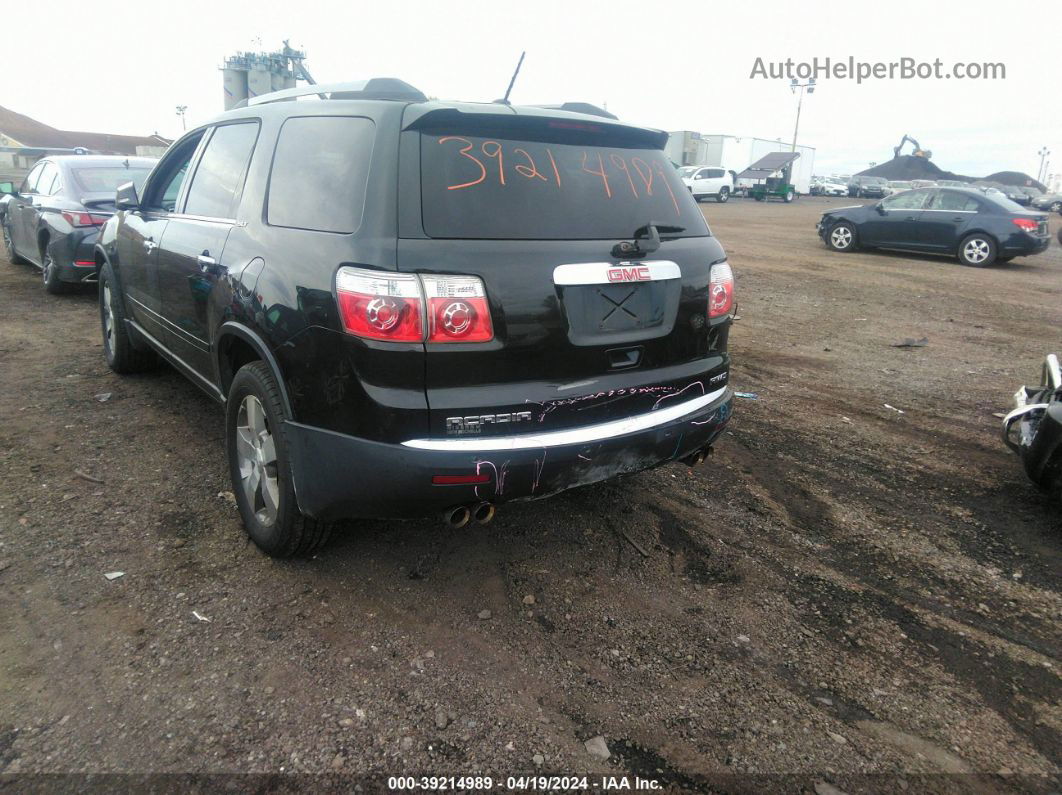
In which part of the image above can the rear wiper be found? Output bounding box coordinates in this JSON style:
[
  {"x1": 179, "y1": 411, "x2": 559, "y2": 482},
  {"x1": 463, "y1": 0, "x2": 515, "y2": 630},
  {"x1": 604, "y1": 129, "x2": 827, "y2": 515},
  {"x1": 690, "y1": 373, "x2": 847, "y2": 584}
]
[{"x1": 611, "y1": 222, "x2": 685, "y2": 258}]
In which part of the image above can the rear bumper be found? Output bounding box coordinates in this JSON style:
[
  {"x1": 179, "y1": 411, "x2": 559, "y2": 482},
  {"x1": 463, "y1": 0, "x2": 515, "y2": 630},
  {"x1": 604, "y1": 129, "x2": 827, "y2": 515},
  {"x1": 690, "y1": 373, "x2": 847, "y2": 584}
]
[
  {"x1": 50, "y1": 230, "x2": 100, "y2": 283},
  {"x1": 1000, "y1": 234, "x2": 1050, "y2": 256},
  {"x1": 285, "y1": 387, "x2": 733, "y2": 520}
]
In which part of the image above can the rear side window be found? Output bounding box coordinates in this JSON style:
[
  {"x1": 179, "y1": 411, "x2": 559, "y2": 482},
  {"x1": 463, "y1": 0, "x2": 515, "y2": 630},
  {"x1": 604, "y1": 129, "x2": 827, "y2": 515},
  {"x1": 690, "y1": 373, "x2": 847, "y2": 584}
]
[
  {"x1": 420, "y1": 134, "x2": 708, "y2": 240},
  {"x1": 931, "y1": 191, "x2": 981, "y2": 212},
  {"x1": 184, "y1": 122, "x2": 259, "y2": 218},
  {"x1": 267, "y1": 116, "x2": 376, "y2": 234}
]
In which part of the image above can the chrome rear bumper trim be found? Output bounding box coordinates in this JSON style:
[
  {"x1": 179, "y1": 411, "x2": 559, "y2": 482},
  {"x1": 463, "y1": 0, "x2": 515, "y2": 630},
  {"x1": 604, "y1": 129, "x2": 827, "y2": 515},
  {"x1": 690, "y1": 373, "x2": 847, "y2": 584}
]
[{"x1": 402, "y1": 386, "x2": 730, "y2": 451}]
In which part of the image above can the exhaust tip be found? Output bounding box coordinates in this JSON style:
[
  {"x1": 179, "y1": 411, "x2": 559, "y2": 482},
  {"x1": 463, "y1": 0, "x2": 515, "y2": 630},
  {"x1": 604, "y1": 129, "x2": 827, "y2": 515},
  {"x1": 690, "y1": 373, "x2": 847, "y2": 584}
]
[
  {"x1": 444, "y1": 505, "x2": 471, "y2": 528},
  {"x1": 472, "y1": 502, "x2": 496, "y2": 525}
]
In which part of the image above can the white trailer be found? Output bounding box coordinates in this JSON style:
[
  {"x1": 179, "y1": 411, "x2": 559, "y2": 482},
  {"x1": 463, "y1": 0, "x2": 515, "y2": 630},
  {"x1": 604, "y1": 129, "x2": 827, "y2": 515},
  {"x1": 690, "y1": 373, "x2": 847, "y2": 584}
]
[{"x1": 666, "y1": 132, "x2": 817, "y2": 194}]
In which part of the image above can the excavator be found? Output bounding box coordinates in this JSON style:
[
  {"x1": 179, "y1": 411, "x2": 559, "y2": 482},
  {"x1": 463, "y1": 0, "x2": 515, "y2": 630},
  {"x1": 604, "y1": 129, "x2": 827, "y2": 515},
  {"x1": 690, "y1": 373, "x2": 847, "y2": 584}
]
[{"x1": 894, "y1": 134, "x2": 932, "y2": 159}]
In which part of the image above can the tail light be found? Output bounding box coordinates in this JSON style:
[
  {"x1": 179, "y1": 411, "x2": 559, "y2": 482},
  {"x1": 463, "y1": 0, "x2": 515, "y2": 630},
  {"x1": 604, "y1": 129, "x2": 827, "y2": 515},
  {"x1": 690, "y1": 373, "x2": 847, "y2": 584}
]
[
  {"x1": 336, "y1": 268, "x2": 423, "y2": 342},
  {"x1": 336, "y1": 267, "x2": 494, "y2": 343},
  {"x1": 62, "y1": 211, "x2": 109, "y2": 227},
  {"x1": 1012, "y1": 218, "x2": 1039, "y2": 233},
  {"x1": 708, "y1": 261, "x2": 734, "y2": 318},
  {"x1": 422, "y1": 275, "x2": 493, "y2": 343}
]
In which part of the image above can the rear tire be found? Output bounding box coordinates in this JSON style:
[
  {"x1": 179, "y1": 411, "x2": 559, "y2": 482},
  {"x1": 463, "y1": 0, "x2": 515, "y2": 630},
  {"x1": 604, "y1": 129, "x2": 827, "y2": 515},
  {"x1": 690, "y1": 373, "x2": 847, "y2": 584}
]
[
  {"x1": 3, "y1": 221, "x2": 26, "y2": 265},
  {"x1": 226, "y1": 361, "x2": 332, "y2": 558},
  {"x1": 784, "y1": 190, "x2": 795, "y2": 203},
  {"x1": 957, "y1": 233, "x2": 997, "y2": 267},
  {"x1": 99, "y1": 262, "x2": 156, "y2": 373},
  {"x1": 827, "y1": 222, "x2": 857, "y2": 252},
  {"x1": 41, "y1": 249, "x2": 67, "y2": 294},
  {"x1": 716, "y1": 187, "x2": 730, "y2": 203}
]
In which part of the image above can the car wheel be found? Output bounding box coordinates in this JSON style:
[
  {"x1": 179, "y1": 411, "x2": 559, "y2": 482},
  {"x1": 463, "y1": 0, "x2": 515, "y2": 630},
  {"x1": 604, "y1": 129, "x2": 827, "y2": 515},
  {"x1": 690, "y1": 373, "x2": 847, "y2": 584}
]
[
  {"x1": 99, "y1": 262, "x2": 156, "y2": 373},
  {"x1": 784, "y1": 190, "x2": 795, "y2": 203},
  {"x1": 3, "y1": 221, "x2": 26, "y2": 265},
  {"x1": 41, "y1": 248, "x2": 66, "y2": 294},
  {"x1": 227, "y1": 361, "x2": 332, "y2": 558},
  {"x1": 957, "y1": 233, "x2": 997, "y2": 267},
  {"x1": 827, "y1": 222, "x2": 857, "y2": 252},
  {"x1": 1050, "y1": 201, "x2": 1061, "y2": 213},
  {"x1": 716, "y1": 187, "x2": 730, "y2": 203}
]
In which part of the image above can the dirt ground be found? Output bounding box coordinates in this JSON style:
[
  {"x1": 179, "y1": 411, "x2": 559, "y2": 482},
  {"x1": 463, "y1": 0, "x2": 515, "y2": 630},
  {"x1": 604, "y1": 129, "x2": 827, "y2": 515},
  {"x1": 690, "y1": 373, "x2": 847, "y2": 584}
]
[{"x1": 0, "y1": 198, "x2": 1059, "y2": 792}]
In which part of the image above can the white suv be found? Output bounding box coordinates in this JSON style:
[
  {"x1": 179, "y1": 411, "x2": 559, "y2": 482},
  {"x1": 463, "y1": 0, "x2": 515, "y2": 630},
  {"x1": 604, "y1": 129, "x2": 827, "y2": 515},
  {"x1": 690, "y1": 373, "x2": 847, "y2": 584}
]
[{"x1": 682, "y1": 166, "x2": 733, "y2": 203}]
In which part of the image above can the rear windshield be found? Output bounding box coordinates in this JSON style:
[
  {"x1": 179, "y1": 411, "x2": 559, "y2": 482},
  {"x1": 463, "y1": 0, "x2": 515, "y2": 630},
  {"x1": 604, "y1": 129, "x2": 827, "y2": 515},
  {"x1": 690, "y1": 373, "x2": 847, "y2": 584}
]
[
  {"x1": 420, "y1": 134, "x2": 709, "y2": 240},
  {"x1": 72, "y1": 166, "x2": 152, "y2": 194}
]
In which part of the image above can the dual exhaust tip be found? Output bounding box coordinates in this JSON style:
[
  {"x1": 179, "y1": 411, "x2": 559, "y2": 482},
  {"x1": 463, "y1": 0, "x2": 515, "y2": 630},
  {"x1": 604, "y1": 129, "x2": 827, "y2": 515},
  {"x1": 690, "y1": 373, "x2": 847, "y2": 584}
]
[{"x1": 443, "y1": 502, "x2": 495, "y2": 528}]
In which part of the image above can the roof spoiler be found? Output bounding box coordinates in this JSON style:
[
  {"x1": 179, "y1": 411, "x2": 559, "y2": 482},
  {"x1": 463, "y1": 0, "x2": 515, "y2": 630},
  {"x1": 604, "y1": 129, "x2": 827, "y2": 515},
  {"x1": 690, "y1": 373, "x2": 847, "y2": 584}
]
[{"x1": 529, "y1": 103, "x2": 617, "y2": 120}]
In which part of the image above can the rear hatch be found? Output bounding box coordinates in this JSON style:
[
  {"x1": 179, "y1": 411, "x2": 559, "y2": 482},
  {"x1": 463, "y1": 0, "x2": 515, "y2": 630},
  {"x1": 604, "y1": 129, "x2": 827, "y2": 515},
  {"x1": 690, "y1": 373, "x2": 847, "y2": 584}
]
[{"x1": 397, "y1": 108, "x2": 731, "y2": 439}]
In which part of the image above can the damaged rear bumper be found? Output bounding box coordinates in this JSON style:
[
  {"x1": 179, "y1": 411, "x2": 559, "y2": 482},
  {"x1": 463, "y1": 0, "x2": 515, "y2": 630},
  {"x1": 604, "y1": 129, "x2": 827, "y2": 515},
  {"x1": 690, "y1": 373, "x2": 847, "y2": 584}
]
[{"x1": 285, "y1": 386, "x2": 733, "y2": 521}]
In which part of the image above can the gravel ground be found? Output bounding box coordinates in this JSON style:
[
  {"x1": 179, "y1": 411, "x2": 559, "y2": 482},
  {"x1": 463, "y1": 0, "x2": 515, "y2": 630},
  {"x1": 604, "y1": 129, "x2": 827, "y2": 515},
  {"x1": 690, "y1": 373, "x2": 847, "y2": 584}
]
[{"x1": 0, "y1": 199, "x2": 1059, "y2": 793}]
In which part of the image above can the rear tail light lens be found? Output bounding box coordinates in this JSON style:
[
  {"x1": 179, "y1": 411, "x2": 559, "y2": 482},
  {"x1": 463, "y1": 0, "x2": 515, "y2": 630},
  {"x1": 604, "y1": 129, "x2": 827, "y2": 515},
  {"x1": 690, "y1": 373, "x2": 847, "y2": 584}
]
[
  {"x1": 422, "y1": 275, "x2": 493, "y2": 343},
  {"x1": 336, "y1": 268, "x2": 494, "y2": 343},
  {"x1": 1012, "y1": 218, "x2": 1039, "y2": 232},
  {"x1": 62, "y1": 211, "x2": 109, "y2": 227},
  {"x1": 336, "y1": 268, "x2": 423, "y2": 342},
  {"x1": 708, "y1": 261, "x2": 734, "y2": 318}
]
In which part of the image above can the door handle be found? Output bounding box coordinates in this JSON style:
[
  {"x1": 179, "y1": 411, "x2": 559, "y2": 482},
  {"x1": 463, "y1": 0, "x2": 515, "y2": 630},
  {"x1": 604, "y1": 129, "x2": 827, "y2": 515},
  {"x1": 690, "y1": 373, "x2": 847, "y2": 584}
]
[
  {"x1": 197, "y1": 252, "x2": 222, "y2": 275},
  {"x1": 143, "y1": 238, "x2": 156, "y2": 251},
  {"x1": 951, "y1": 217, "x2": 964, "y2": 222}
]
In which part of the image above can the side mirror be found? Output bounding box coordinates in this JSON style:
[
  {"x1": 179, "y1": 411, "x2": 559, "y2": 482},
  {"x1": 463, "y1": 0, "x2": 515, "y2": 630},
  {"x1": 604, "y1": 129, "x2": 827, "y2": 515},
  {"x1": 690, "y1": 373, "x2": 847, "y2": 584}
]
[
  {"x1": 115, "y1": 181, "x2": 139, "y2": 211},
  {"x1": 0, "y1": 181, "x2": 14, "y2": 196},
  {"x1": 875, "y1": 202, "x2": 887, "y2": 214}
]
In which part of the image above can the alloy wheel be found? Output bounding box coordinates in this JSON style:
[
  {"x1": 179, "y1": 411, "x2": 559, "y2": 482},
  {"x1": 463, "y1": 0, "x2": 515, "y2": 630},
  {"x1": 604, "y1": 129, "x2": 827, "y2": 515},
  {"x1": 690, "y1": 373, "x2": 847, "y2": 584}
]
[
  {"x1": 102, "y1": 283, "x2": 116, "y2": 353},
  {"x1": 235, "y1": 395, "x2": 279, "y2": 526},
  {"x1": 964, "y1": 238, "x2": 991, "y2": 264},
  {"x1": 831, "y1": 226, "x2": 853, "y2": 249}
]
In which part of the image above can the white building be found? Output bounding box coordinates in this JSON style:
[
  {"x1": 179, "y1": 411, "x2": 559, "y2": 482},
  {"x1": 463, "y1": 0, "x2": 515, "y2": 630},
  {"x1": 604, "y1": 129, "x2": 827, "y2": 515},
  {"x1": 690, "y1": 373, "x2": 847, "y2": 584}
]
[{"x1": 666, "y1": 132, "x2": 817, "y2": 194}]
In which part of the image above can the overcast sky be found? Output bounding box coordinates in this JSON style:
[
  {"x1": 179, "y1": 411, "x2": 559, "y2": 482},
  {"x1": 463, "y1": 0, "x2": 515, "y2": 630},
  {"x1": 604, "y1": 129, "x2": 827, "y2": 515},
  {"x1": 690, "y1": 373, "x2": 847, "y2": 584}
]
[{"x1": 6, "y1": 0, "x2": 1060, "y2": 182}]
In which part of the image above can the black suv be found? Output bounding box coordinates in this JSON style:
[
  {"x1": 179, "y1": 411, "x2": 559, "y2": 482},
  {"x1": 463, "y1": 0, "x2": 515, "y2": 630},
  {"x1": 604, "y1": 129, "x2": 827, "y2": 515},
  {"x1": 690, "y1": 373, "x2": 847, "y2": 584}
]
[{"x1": 94, "y1": 79, "x2": 735, "y2": 556}]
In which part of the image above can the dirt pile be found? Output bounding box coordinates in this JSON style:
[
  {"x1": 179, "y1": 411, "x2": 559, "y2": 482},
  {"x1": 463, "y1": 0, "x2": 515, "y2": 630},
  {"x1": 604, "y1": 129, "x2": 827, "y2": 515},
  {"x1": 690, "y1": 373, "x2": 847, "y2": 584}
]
[
  {"x1": 858, "y1": 156, "x2": 970, "y2": 182},
  {"x1": 857, "y1": 156, "x2": 1045, "y2": 190}
]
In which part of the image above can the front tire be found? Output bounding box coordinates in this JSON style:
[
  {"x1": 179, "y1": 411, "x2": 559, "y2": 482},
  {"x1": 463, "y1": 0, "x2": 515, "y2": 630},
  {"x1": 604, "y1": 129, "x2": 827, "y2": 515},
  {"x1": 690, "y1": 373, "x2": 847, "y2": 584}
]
[
  {"x1": 957, "y1": 233, "x2": 997, "y2": 267},
  {"x1": 226, "y1": 361, "x2": 332, "y2": 558},
  {"x1": 99, "y1": 262, "x2": 156, "y2": 373},
  {"x1": 827, "y1": 222, "x2": 857, "y2": 252},
  {"x1": 716, "y1": 187, "x2": 730, "y2": 203}
]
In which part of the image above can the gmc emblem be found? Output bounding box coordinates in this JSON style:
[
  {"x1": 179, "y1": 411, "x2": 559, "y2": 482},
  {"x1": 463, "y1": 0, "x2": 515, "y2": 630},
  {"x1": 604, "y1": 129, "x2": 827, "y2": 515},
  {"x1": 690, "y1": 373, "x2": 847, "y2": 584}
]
[{"x1": 607, "y1": 266, "x2": 651, "y2": 283}]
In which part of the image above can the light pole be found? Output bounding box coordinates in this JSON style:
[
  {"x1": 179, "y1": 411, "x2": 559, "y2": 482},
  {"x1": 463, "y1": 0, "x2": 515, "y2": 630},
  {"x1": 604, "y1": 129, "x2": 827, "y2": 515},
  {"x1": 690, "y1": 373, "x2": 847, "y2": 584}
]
[
  {"x1": 1037, "y1": 147, "x2": 1050, "y2": 183},
  {"x1": 790, "y1": 77, "x2": 815, "y2": 152},
  {"x1": 175, "y1": 105, "x2": 188, "y2": 132}
]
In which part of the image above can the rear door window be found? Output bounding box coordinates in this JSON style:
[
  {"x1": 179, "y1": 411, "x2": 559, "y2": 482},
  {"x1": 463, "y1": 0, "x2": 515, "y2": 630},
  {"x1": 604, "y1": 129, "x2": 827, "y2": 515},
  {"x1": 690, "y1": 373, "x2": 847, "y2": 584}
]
[
  {"x1": 267, "y1": 116, "x2": 376, "y2": 234},
  {"x1": 183, "y1": 122, "x2": 259, "y2": 219},
  {"x1": 420, "y1": 133, "x2": 708, "y2": 240},
  {"x1": 930, "y1": 191, "x2": 981, "y2": 212}
]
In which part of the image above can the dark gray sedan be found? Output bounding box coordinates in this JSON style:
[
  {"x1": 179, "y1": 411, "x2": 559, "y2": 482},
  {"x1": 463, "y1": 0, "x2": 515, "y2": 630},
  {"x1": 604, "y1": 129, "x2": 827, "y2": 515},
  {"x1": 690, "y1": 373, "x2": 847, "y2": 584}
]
[{"x1": 2, "y1": 156, "x2": 155, "y2": 293}]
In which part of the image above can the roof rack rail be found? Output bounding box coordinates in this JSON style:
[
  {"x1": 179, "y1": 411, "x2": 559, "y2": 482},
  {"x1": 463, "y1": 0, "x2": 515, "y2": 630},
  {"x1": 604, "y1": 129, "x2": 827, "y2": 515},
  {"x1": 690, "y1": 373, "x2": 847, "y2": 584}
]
[{"x1": 239, "y1": 78, "x2": 427, "y2": 108}]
